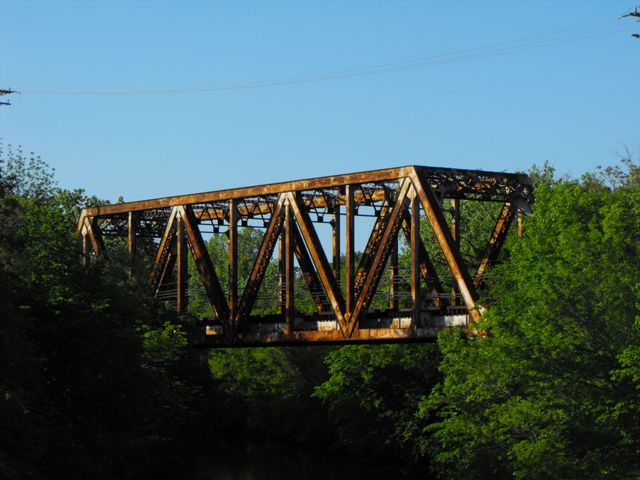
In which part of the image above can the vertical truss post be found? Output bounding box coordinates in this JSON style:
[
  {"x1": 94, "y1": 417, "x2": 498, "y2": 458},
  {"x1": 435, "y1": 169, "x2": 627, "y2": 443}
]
[
  {"x1": 389, "y1": 238, "x2": 398, "y2": 310},
  {"x1": 401, "y1": 215, "x2": 444, "y2": 306},
  {"x1": 278, "y1": 233, "x2": 285, "y2": 313},
  {"x1": 517, "y1": 210, "x2": 523, "y2": 239},
  {"x1": 81, "y1": 229, "x2": 90, "y2": 268},
  {"x1": 284, "y1": 202, "x2": 295, "y2": 332},
  {"x1": 176, "y1": 213, "x2": 188, "y2": 313},
  {"x1": 450, "y1": 198, "x2": 460, "y2": 305},
  {"x1": 332, "y1": 200, "x2": 341, "y2": 283},
  {"x1": 228, "y1": 199, "x2": 238, "y2": 322},
  {"x1": 410, "y1": 190, "x2": 421, "y2": 325},
  {"x1": 345, "y1": 184, "x2": 355, "y2": 316},
  {"x1": 127, "y1": 212, "x2": 137, "y2": 277}
]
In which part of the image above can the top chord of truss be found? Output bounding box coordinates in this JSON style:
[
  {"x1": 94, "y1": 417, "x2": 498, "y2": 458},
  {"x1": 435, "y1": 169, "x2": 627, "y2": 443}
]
[{"x1": 83, "y1": 165, "x2": 533, "y2": 219}]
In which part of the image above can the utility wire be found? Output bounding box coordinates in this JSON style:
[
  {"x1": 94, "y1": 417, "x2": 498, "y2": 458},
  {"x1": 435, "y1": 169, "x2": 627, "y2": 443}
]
[{"x1": 21, "y1": 18, "x2": 633, "y2": 96}]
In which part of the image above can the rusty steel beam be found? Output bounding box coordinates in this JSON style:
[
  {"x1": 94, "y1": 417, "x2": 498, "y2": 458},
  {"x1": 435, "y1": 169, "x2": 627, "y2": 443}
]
[
  {"x1": 176, "y1": 214, "x2": 188, "y2": 313},
  {"x1": 517, "y1": 210, "x2": 523, "y2": 239},
  {"x1": 150, "y1": 207, "x2": 178, "y2": 294},
  {"x1": 84, "y1": 216, "x2": 105, "y2": 257},
  {"x1": 389, "y1": 238, "x2": 398, "y2": 310},
  {"x1": 84, "y1": 166, "x2": 415, "y2": 217},
  {"x1": 474, "y1": 202, "x2": 516, "y2": 289},
  {"x1": 127, "y1": 212, "x2": 137, "y2": 256},
  {"x1": 410, "y1": 189, "x2": 421, "y2": 326},
  {"x1": 293, "y1": 224, "x2": 326, "y2": 313},
  {"x1": 349, "y1": 178, "x2": 411, "y2": 336},
  {"x1": 332, "y1": 202, "x2": 341, "y2": 281},
  {"x1": 284, "y1": 203, "x2": 295, "y2": 332},
  {"x1": 236, "y1": 195, "x2": 286, "y2": 327},
  {"x1": 400, "y1": 214, "x2": 444, "y2": 296},
  {"x1": 78, "y1": 212, "x2": 102, "y2": 266},
  {"x1": 228, "y1": 199, "x2": 238, "y2": 321},
  {"x1": 127, "y1": 212, "x2": 137, "y2": 277},
  {"x1": 156, "y1": 252, "x2": 177, "y2": 300},
  {"x1": 201, "y1": 325, "x2": 449, "y2": 347},
  {"x1": 287, "y1": 192, "x2": 348, "y2": 336},
  {"x1": 81, "y1": 230, "x2": 90, "y2": 268},
  {"x1": 451, "y1": 198, "x2": 460, "y2": 306},
  {"x1": 83, "y1": 165, "x2": 532, "y2": 218},
  {"x1": 345, "y1": 184, "x2": 355, "y2": 315},
  {"x1": 354, "y1": 203, "x2": 391, "y2": 300},
  {"x1": 195, "y1": 190, "x2": 385, "y2": 224},
  {"x1": 411, "y1": 170, "x2": 480, "y2": 320},
  {"x1": 179, "y1": 205, "x2": 229, "y2": 323},
  {"x1": 278, "y1": 232, "x2": 285, "y2": 313}
]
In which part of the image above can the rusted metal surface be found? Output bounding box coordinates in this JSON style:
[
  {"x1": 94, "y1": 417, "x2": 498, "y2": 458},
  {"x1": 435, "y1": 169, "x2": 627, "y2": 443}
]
[
  {"x1": 228, "y1": 199, "x2": 238, "y2": 322},
  {"x1": 410, "y1": 190, "x2": 421, "y2": 326},
  {"x1": 411, "y1": 170, "x2": 481, "y2": 321},
  {"x1": 474, "y1": 202, "x2": 516, "y2": 289},
  {"x1": 345, "y1": 184, "x2": 355, "y2": 315},
  {"x1": 180, "y1": 205, "x2": 229, "y2": 324},
  {"x1": 389, "y1": 238, "x2": 398, "y2": 310},
  {"x1": 78, "y1": 165, "x2": 532, "y2": 346},
  {"x1": 149, "y1": 207, "x2": 177, "y2": 294},
  {"x1": 284, "y1": 202, "x2": 295, "y2": 334},
  {"x1": 293, "y1": 225, "x2": 326, "y2": 313},
  {"x1": 288, "y1": 191, "x2": 348, "y2": 336},
  {"x1": 235, "y1": 195, "x2": 285, "y2": 332},
  {"x1": 349, "y1": 178, "x2": 411, "y2": 336},
  {"x1": 176, "y1": 214, "x2": 188, "y2": 313},
  {"x1": 450, "y1": 198, "x2": 460, "y2": 306}
]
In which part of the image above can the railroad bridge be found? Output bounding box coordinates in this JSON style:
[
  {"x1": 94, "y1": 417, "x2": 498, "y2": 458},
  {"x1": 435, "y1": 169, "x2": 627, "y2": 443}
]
[{"x1": 77, "y1": 166, "x2": 532, "y2": 347}]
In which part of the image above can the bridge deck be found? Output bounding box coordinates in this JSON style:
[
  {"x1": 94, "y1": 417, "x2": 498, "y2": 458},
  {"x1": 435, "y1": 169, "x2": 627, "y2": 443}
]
[{"x1": 198, "y1": 308, "x2": 469, "y2": 347}]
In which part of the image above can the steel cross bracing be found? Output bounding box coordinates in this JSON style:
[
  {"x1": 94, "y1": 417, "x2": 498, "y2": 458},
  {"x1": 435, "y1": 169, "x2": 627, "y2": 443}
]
[{"x1": 77, "y1": 165, "x2": 533, "y2": 347}]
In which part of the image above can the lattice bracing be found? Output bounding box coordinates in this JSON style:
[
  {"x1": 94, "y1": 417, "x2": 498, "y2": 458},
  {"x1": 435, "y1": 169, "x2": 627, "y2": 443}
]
[{"x1": 78, "y1": 165, "x2": 533, "y2": 347}]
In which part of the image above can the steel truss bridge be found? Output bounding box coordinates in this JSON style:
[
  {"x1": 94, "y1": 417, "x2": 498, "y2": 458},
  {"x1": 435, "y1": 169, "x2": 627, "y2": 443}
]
[{"x1": 77, "y1": 166, "x2": 533, "y2": 347}]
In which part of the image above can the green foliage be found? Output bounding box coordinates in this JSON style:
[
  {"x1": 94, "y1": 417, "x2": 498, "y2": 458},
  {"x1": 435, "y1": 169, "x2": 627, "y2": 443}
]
[
  {"x1": 315, "y1": 344, "x2": 440, "y2": 461},
  {"x1": 0, "y1": 145, "x2": 210, "y2": 479},
  {"x1": 424, "y1": 165, "x2": 640, "y2": 479},
  {"x1": 208, "y1": 346, "x2": 330, "y2": 441}
]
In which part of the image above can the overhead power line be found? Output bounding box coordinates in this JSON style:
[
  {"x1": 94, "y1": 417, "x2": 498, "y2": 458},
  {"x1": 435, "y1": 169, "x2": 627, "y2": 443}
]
[{"x1": 20, "y1": 18, "x2": 635, "y2": 97}]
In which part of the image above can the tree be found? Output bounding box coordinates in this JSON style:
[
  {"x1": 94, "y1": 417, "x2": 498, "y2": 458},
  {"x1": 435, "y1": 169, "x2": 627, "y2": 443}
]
[
  {"x1": 315, "y1": 344, "x2": 440, "y2": 462},
  {"x1": 0, "y1": 144, "x2": 211, "y2": 480},
  {"x1": 423, "y1": 161, "x2": 640, "y2": 479}
]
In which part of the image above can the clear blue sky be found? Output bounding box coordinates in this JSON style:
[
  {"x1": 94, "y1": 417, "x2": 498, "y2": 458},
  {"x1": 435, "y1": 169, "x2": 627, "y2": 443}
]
[{"x1": 2, "y1": 1, "x2": 639, "y2": 203}]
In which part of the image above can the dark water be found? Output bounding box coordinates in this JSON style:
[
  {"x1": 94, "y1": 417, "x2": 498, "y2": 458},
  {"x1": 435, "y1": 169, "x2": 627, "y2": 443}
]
[{"x1": 190, "y1": 439, "x2": 422, "y2": 480}]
